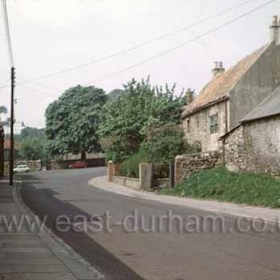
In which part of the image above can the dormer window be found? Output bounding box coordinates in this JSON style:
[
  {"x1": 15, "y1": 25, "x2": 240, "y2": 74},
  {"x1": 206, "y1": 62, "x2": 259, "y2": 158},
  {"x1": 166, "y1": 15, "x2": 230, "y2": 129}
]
[{"x1": 210, "y1": 113, "x2": 219, "y2": 134}]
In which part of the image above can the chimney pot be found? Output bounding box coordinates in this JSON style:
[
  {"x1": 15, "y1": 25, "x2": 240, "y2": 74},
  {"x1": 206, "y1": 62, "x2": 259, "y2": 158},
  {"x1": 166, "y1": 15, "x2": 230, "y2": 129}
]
[
  {"x1": 212, "y1": 61, "x2": 225, "y2": 78},
  {"x1": 270, "y1": 15, "x2": 280, "y2": 44},
  {"x1": 186, "y1": 88, "x2": 194, "y2": 104}
]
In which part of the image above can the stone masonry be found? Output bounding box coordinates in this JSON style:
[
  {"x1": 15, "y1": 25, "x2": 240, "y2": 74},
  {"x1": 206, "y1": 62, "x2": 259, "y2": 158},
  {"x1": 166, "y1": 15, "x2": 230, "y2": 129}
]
[
  {"x1": 223, "y1": 115, "x2": 280, "y2": 176},
  {"x1": 175, "y1": 151, "x2": 223, "y2": 185}
]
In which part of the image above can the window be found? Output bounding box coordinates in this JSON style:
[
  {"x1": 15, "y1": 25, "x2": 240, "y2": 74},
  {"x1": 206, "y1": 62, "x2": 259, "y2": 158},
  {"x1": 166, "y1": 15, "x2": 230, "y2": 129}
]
[
  {"x1": 196, "y1": 117, "x2": 199, "y2": 128},
  {"x1": 187, "y1": 119, "x2": 191, "y2": 133},
  {"x1": 210, "y1": 113, "x2": 219, "y2": 134}
]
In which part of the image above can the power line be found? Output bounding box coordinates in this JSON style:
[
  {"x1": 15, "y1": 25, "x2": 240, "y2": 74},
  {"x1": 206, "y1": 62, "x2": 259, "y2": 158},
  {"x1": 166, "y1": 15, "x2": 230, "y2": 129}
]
[
  {"x1": 1, "y1": 0, "x2": 14, "y2": 67},
  {"x1": 88, "y1": 0, "x2": 277, "y2": 84},
  {"x1": 13, "y1": 0, "x2": 256, "y2": 86}
]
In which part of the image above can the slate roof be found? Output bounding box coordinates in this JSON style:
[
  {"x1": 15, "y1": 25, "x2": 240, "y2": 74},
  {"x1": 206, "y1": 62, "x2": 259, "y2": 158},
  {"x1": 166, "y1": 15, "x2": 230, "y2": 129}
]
[
  {"x1": 182, "y1": 44, "x2": 269, "y2": 118},
  {"x1": 242, "y1": 87, "x2": 280, "y2": 122}
]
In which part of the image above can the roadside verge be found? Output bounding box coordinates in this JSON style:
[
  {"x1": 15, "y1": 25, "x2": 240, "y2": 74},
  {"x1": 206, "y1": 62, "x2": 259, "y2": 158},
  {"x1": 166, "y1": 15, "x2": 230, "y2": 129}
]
[{"x1": 89, "y1": 176, "x2": 280, "y2": 223}]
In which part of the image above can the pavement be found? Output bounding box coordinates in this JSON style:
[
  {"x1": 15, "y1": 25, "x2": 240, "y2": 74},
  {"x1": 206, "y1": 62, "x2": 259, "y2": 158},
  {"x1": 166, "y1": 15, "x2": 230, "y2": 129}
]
[
  {"x1": 89, "y1": 176, "x2": 280, "y2": 223},
  {"x1": 0, "y1": 179, "x2": 106, "y2": 280}
]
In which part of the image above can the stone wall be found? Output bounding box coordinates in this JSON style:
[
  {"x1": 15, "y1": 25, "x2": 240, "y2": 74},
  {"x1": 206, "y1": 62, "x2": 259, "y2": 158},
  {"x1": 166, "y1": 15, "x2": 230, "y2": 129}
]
[
  {"x1": 4, "y1": 160, "x2": 42, "y2": 176},
  {"x1": 224, "y1": 115, "x2": 280, "y2": 176},
  {"x1": 175, "y1": 151, "x2": 223, "y2": 184},
  {"x1": 108, "y1": 162, "x2": 170, "y2": 190},
  {"x1": 112, "y1": 176, "x2": 140, "y2": 190},
  {"x1": 63, "y1": 152, "x2": 105, "y2": 161},
  {"x1": 182, "y1": 100, "x2": 228, "y2": 152},
  {"x1": 49, "y1": 158, "x2": 106, "y2": 170},
  {"x1": 223, "y1": 126, "x2": 246, "y2": 172}
]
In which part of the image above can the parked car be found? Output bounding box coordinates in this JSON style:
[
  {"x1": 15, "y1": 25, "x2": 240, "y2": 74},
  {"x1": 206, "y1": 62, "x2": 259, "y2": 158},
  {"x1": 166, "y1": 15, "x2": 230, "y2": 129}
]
[
  {"x1": 13, "y1": 164, "x2": 30, "y2": 173},
  {"x1": 69, "y1": 161, "x2": 88, "y2": 169}
]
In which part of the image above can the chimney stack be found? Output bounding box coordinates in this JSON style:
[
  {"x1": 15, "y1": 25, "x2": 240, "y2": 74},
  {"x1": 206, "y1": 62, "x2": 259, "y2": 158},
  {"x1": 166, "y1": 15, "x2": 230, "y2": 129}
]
[
  {"x1": 212, "y1": 61, "x2": 225, "y2": 78},
  {"x1": 270, "y1": 15, "x2": 280, "y2": 45},
  {"x1": 186, "y1": 88, "x2": 194, "y2": 104}
]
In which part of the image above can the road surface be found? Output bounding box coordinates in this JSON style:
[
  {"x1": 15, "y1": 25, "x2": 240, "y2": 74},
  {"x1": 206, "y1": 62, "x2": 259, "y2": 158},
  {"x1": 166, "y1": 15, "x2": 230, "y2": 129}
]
[{"x1": 20, "y1": 168, "x2": 280, "y2": 280}]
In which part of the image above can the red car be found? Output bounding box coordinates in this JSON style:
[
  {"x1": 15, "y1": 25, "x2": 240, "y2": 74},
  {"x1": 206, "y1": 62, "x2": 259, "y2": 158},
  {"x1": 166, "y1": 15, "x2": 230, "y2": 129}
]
[{"x1": 69, "y1": 161, "x2": 88, "y2": 169}]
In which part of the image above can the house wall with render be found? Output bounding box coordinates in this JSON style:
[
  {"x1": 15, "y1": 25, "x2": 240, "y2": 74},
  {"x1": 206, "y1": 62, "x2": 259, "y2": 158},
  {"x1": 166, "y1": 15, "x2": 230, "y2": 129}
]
[
  {"x1": 230, "y1": 44, "x2": 280, "y2": 129},
  {"x1": 182, "y1": 100, "x2": 228, "y2": 152}
]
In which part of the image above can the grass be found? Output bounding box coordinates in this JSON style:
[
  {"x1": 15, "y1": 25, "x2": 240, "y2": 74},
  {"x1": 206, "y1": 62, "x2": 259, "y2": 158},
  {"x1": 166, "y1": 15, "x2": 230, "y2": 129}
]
[{"x1": 161, "y1": 167, "x2": 280, "y2": 208}]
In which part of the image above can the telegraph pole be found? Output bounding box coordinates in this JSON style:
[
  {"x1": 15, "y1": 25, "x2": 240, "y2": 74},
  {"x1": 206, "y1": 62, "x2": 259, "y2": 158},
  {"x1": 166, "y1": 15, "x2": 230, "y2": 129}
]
[
  {"x1": 9, "y1": 67, "x2": 15, "y2": 186},
  {"x1": 1, "y1": 0, "x2": 15, "y2": 185}
]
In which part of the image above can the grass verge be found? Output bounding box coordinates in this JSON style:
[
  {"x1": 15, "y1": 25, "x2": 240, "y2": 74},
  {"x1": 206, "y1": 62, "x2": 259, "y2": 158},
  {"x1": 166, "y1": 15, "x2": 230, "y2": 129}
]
[{"x1": 161, "y1": 167, "x2": 280, "y2": 208}]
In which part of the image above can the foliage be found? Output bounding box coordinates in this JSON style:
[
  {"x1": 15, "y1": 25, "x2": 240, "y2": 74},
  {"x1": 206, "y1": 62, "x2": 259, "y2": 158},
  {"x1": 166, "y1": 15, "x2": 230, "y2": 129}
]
[
  {"x1": 0, "y1": 106, "x2": 7, "y2": 115},
  {"x1": 99, "y1": 78, "x2": 185, "y2": 162},
  {"x1": 18, "y1": 126, "x2": 49, "y2": 163},
  {"x1": 119, "y1": 152, "x2": 147, "y2": 178},
  {"x1": 0, "y1": 106, "x2": 9, "y2": 127},
  {"x1": 45, "y1": 85, "x2": 107, "y2": 159},
  {"x1": 140, "y1": 119, "x2": 186, "y2": 164},
  {"x1": 21, "y1": 127, "x2": 45, "y2": 139},
  {"x1": 107, "y1": 89, "x2": 124, "y2": 100},
  {"x1": 162, "y1": 167, "x2": 280, "y2": 208},
  {"x1": 19, "y1": 137, "x2": 48, "y2": 161},
  {"x1": 185, "y1": 140, "x2": 202, "y2": 154}
]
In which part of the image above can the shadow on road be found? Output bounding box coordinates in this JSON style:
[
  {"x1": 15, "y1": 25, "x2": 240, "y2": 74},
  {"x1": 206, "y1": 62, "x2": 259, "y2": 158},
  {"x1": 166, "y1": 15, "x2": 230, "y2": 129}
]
[{"x1": 19, "y1": 174, "x2": 144, "y2": 280}]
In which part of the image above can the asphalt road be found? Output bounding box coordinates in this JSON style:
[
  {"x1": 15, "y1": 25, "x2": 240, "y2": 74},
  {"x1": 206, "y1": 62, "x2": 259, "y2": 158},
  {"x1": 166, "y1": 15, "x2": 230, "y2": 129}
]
[{"x1": 19, "y1": 168, "x2": 280, "y2": 280}]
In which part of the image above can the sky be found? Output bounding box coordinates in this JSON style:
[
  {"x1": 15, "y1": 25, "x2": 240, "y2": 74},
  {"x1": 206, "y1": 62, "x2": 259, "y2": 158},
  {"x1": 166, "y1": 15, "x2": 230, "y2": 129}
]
[{"x1": 0, "y1": 0, "x2": 279, "y2": 131}]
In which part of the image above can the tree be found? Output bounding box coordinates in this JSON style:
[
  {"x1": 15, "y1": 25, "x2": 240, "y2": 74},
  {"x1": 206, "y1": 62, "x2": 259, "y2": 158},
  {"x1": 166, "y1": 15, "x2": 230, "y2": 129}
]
[
  {"x1": 19, "y1": 138, "x2": 46, "y2": 161},
  {"x1": 99, "y1": 78, "x2": 185, "y2": 162},
  {"x1": 107, "y1": 89, "x2": 124, "y2": 100},
  {"x1": 140, "y1": 119, "x2": 186, "y2": 164},
  {"x1": 45, "y1": 85, "x2": 107, "y2": 160},
  {"x1": 18, "y1": 127, "x2": 50, "y2": 164},
  {"x1": 0, "y1": 106, "x2": 7, "y2": 115},
  {"x1": 21, "y1": 127, "x2": 45, "y2": 139},
  {"x1": 0, "y1": 106, "x2": 9, "y2": 127}
]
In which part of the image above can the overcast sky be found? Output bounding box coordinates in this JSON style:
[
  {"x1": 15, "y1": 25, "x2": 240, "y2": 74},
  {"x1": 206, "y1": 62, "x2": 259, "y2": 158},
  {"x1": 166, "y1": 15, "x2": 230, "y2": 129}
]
[{"x1": 0, "y1": 0, "x2": 279, "y2": 130}]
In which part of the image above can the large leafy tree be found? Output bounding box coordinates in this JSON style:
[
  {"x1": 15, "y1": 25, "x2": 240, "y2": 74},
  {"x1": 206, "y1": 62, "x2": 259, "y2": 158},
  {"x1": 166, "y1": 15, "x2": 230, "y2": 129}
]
[
  {"x1": 45, "y1": 85, "x2": 107, "y2": 160},
  {"x1": 99, "y1": 78, "x2": 185, "y2": 162}
]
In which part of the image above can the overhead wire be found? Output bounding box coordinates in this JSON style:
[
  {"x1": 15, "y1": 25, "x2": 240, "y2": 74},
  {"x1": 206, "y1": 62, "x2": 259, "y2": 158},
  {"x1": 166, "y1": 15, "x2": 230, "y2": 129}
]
[
  {"x1": 6, "y1": 0, "x2": 259, "y2": 87},
  {"x1": 1, "y1": 0, "x2": 14, "y2": 67},
  {"x1": 86, "y1": 0, "x2": 277, "y2": 83}
]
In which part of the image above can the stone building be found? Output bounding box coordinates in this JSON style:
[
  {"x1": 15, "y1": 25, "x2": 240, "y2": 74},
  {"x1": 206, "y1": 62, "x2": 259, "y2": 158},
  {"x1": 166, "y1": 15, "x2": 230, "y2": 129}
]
[
  {"x1": 182, "y1": 16, "x2": 280, "y2": 153},
  {"x1": 221, "y1": 87, "x2": 280, "y2": 176}
]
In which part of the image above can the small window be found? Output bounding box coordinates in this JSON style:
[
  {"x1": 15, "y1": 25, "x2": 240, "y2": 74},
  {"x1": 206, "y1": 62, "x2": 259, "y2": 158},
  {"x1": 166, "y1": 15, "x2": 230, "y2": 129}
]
[
  {"x1": 210, "y1": 113, "x2": 219, "y2": 134},
  {"x1": 187, "y1": 119, "x2": 191, "y2": 133}
]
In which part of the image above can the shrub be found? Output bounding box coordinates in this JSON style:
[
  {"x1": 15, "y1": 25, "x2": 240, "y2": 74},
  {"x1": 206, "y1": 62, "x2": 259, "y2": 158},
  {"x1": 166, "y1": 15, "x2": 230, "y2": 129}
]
[
  {"x1": 140, "y1": 120, "x2": 186, "y2": 164},
  {"x1": 119, "y1": 153, "x2": 147, "y2": 178}
]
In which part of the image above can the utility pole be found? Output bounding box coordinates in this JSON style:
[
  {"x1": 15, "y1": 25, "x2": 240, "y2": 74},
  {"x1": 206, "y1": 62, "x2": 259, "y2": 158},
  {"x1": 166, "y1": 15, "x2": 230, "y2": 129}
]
[
  {"x1": 1, "y1": 0, "x2": 15, "y2": 185},
  {"x1": 9, "y1": 67, "x2": 15, "y2": 186}
]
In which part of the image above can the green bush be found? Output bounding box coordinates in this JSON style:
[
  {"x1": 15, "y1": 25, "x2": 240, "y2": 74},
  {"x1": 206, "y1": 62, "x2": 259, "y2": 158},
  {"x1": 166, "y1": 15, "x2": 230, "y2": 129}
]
[
  {"x1": 140, "y1": 120, "x2": 186, "y2": 164},
  {"x1": 119, "y1": 153, "x2": 147, "y2": 178},
  {"x1": 162, "y1": 167, "x2": 280, "y2": 208}
]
